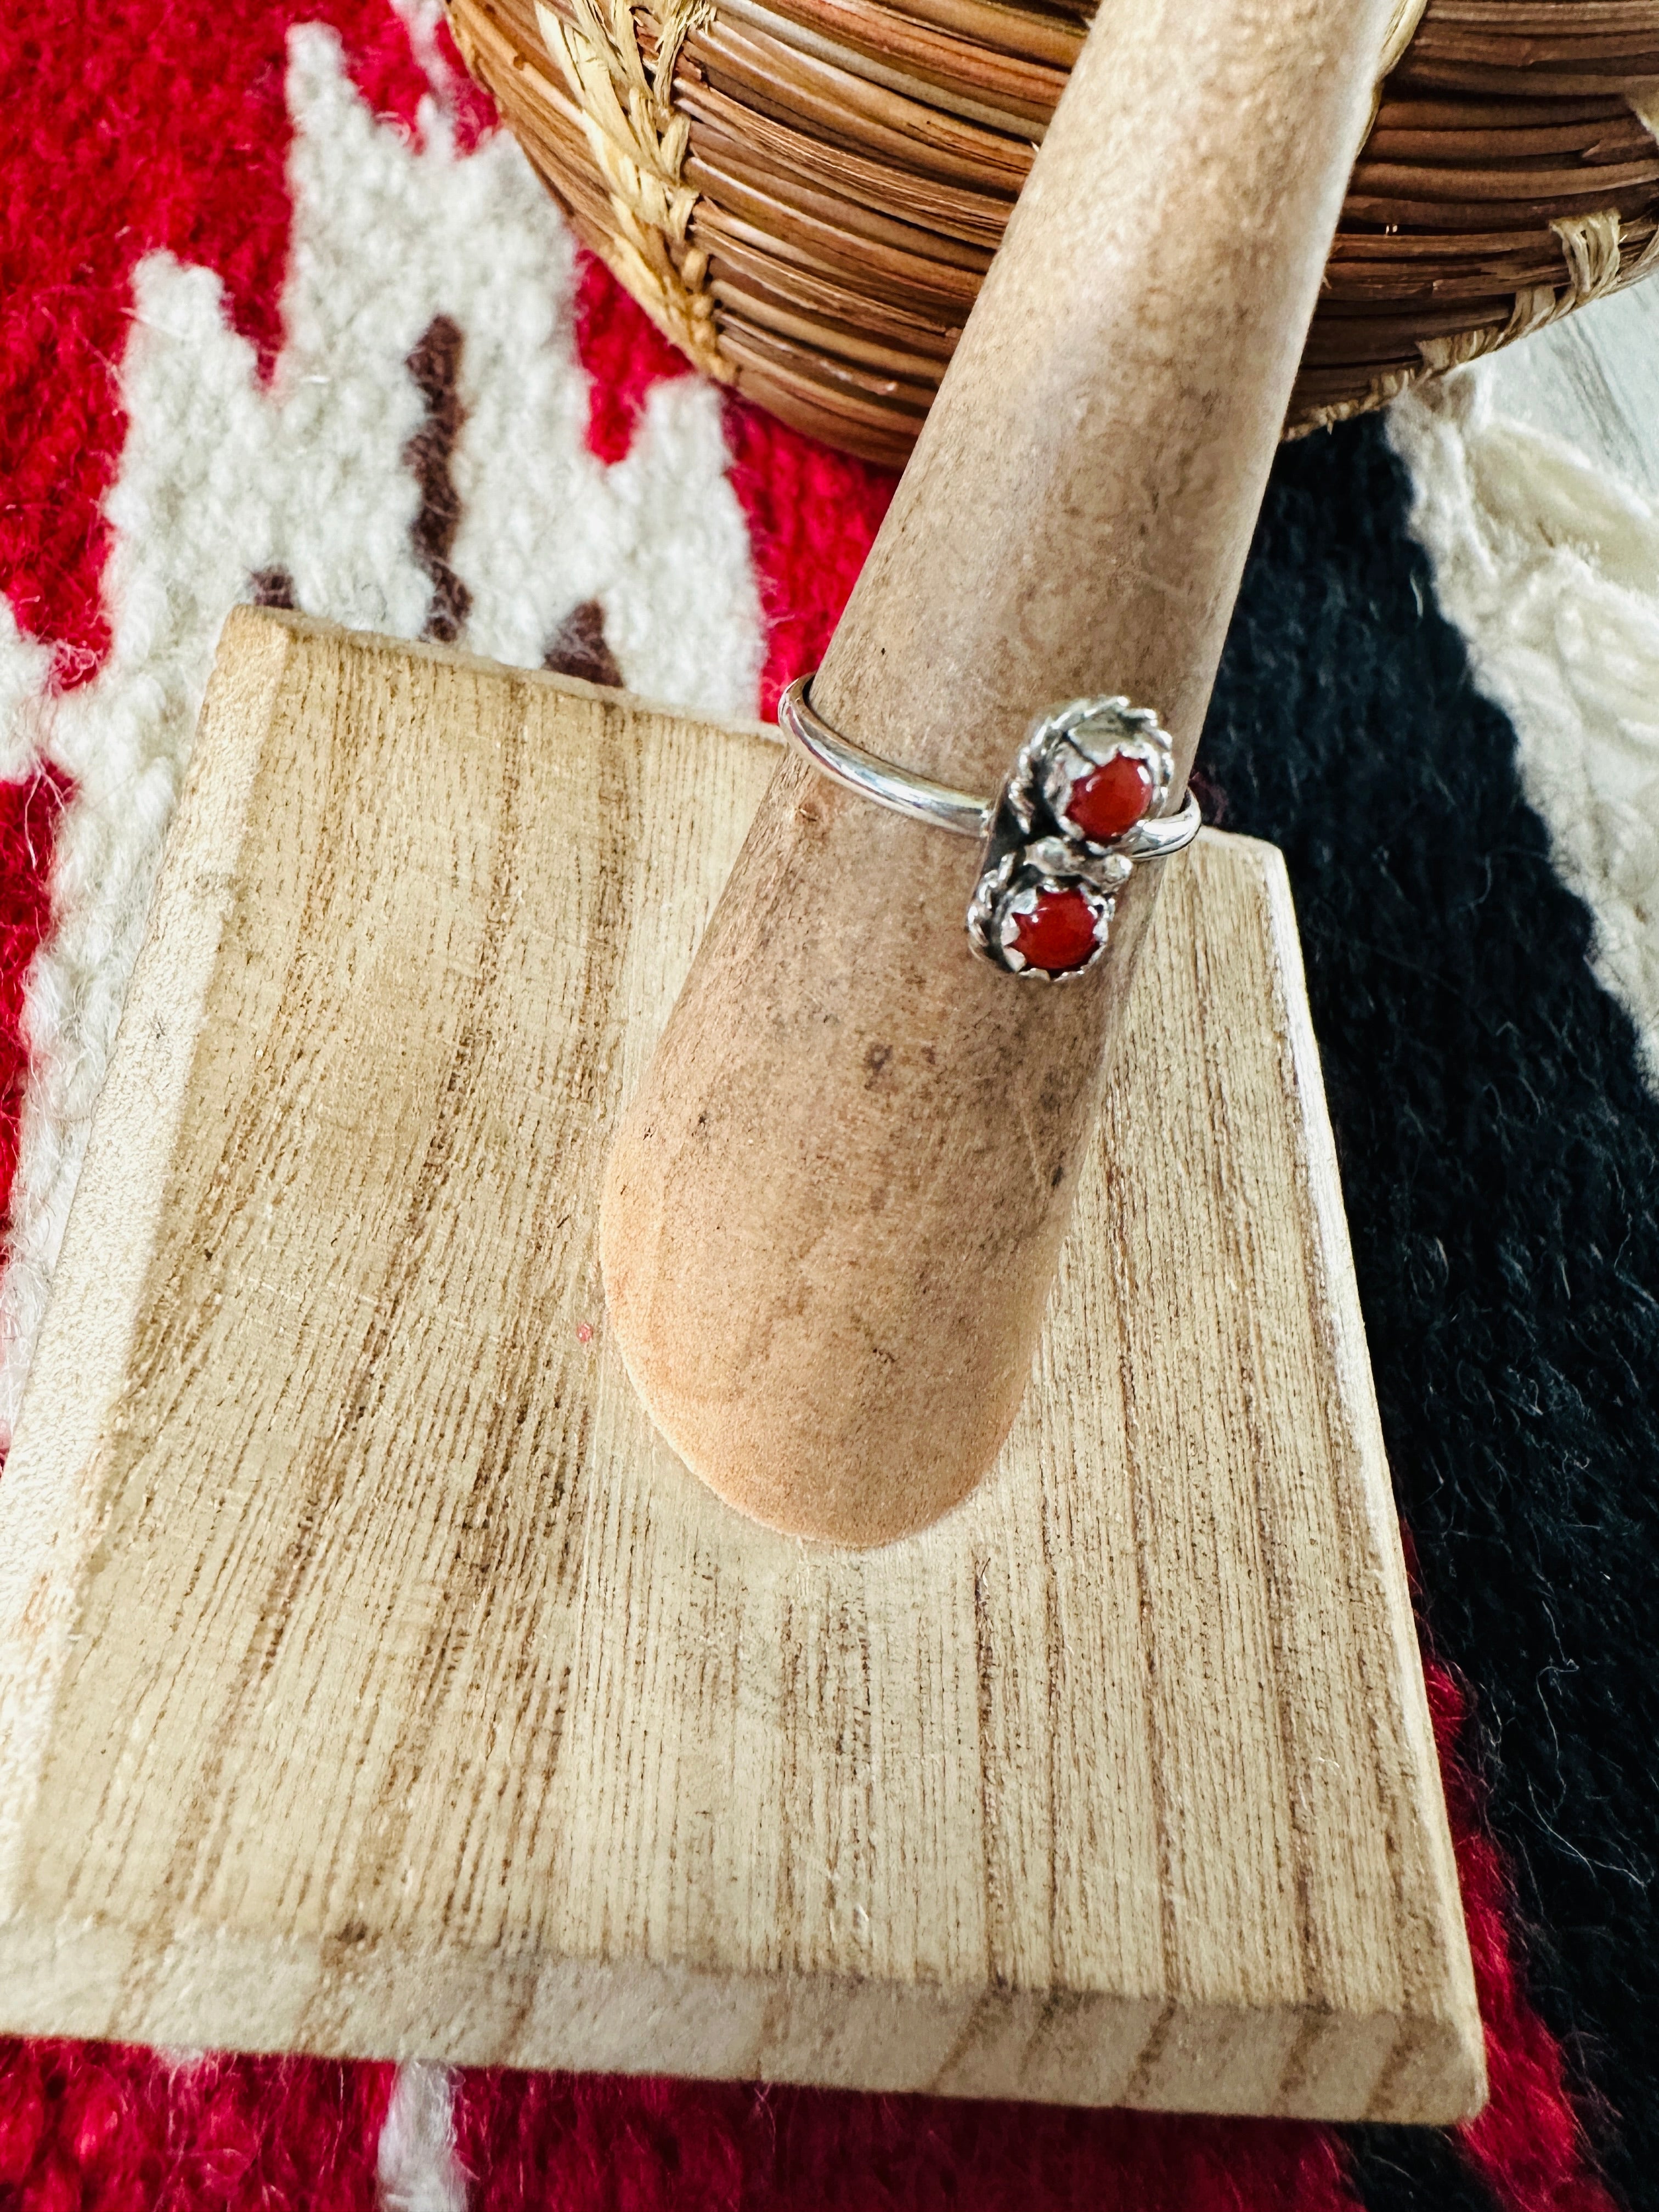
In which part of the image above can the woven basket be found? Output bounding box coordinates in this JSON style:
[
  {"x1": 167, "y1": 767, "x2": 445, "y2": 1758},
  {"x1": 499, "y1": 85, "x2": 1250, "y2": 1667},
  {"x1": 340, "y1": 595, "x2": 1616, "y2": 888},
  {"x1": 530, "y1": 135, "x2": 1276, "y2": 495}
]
[{"x1": 445, "y1": 0, "x2": 1659, "y2": 465}]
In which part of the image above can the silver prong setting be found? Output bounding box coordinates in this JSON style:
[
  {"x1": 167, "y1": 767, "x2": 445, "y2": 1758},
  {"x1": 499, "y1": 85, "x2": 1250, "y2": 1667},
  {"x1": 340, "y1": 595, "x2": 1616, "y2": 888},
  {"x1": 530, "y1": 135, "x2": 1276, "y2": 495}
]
[
  {"x1": 967, "y1": 698, "x2": 1191, "y2": 980},
  {"x1": 778, "y1": 674, "x2": 1199, "y2": 984}
]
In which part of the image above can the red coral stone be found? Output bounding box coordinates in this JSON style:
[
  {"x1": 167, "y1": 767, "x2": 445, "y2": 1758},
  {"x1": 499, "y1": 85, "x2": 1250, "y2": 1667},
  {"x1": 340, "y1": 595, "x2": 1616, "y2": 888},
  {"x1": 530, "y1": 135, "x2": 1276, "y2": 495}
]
[
  {"x1": 1066, "y1": 753, "x2": 1154, "y2": 842},
  {"x1": 1011, "y1": 885, "x2": 1101, "y2": 974}
]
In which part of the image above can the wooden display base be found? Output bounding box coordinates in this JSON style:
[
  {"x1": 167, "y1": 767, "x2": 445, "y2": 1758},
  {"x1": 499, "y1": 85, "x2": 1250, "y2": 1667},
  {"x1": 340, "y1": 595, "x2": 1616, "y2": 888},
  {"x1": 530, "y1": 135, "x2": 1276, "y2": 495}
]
[{"x1": 0, "y1": 611, "x2": 1483, "y2": 2123}]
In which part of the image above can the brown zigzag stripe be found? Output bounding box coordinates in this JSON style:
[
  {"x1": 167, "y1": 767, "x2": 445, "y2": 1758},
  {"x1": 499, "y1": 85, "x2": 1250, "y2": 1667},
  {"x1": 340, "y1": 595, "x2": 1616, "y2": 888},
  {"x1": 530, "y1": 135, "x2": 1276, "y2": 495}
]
[
  {"x1": 405, "y1": 313, "x2": 473, "y2": 645},
  {"x1": 543, "y1": 598, "x2": 622, "y2": 689},
  {"x1": 265, "y1": 329, "x2": 632, "y2": 690},
  {"x1": 248, "y1": 567, "x2": 297, "y2": 611}
]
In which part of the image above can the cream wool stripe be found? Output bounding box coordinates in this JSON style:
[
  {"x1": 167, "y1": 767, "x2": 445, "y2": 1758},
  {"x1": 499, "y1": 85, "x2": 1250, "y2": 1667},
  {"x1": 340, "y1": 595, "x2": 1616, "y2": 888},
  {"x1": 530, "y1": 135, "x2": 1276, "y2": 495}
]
[
  {"x1": 0, "y1": 21, "x2": 764, "y2": 1448},
  {"x1": 377, "y1": 2062, "x2": 468, "y2": 2212},
  {"x1": 1389, "y1": 339, "x2": 1659, "y2": 1086}
]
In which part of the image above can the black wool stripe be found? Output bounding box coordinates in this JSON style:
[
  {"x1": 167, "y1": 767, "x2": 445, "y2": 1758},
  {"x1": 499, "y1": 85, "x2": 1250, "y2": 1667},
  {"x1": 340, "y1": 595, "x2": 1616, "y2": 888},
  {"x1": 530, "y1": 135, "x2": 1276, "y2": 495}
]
[
  {"x1": 1346, "y1": 2123, "x2": 1506, "y2": 2212},
  {"x1": 1200, "y1": 419, "x2": 1659, "y2": 2211}
]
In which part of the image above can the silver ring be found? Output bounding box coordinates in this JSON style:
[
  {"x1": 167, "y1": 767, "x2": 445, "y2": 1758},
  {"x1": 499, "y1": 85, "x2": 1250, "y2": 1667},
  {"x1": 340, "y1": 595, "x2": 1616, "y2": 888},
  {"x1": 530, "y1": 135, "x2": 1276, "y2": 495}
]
[{"x1": 779, "y1": 675, "x2": 1201, "y2": 981}]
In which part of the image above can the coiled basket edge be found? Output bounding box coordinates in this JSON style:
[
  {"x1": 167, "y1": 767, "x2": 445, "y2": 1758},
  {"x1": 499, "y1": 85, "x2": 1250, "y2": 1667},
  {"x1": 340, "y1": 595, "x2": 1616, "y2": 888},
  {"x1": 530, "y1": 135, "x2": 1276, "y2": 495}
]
[{"x1": 446, "y1": 0, "x2": 1659, "y2": 466}]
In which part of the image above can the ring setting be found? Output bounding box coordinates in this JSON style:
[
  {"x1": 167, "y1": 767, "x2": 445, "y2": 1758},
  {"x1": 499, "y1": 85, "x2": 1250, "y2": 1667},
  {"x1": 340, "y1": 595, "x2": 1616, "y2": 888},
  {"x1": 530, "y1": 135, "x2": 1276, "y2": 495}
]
[{"x1": 779, "y1": 678, "x2": 1201, "y2": 982}]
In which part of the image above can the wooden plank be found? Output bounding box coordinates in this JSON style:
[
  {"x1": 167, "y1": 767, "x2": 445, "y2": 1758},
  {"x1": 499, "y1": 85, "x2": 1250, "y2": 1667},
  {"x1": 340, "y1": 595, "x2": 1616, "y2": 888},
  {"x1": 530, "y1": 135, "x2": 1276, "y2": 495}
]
[
  {"x1": 1486, "y1": 274, "x2": 1659, "y2": 499},
  {"x1": 0, "y1": 608, "x2": 1483, "y2": 2123}
]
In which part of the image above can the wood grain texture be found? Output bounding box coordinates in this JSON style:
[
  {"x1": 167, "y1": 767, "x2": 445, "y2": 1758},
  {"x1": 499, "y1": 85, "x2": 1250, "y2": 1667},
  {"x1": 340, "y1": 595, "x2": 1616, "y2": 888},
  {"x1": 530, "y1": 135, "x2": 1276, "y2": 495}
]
[
  {"x1": 1488, "y1": 272, "x2": 1659, "y2": 498},
  {"x1": 0, "y1": 611, "x2": 1484, "y2": 2123}
]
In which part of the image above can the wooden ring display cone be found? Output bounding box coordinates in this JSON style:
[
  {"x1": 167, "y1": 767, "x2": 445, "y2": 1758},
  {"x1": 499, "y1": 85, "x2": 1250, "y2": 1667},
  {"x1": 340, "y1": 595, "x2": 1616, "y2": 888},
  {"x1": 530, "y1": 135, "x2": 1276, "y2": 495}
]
[{"x1": 601, "y1": 0, "x2": 1408, "y2": 1544}]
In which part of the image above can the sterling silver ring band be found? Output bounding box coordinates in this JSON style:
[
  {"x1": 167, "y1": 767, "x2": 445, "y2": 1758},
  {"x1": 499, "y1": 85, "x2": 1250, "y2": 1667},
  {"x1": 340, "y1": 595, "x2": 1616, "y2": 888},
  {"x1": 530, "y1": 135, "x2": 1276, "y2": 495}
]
[
  {"x1": 778, "y1": 674, "x2": 1202, "y2": 982},
  {"x1": 778, "y1": 678, "x2": 1201, "y2": 860}
]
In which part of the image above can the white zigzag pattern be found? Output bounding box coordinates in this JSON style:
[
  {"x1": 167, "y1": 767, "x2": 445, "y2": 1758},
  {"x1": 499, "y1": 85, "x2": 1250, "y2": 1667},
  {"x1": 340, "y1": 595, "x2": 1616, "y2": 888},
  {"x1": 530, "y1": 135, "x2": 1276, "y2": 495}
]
[{"x1": 0, "y1": 20, "x2": 763, "y2": 1464}]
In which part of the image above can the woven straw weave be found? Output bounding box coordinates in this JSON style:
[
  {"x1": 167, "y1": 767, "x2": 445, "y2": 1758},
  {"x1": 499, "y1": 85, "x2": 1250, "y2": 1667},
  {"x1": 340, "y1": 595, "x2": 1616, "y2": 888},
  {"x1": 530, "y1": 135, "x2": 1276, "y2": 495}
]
[{"x1": 445, "y1": 0, "x2": 1659, "y2": 463}]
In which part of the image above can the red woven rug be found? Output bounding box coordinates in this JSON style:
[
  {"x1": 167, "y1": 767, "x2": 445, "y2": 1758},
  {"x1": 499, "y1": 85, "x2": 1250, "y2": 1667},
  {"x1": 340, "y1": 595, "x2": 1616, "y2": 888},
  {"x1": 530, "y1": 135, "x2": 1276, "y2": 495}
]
[{"x1": 2, "y1": 5, "x2": 1656, "y2": 2207}]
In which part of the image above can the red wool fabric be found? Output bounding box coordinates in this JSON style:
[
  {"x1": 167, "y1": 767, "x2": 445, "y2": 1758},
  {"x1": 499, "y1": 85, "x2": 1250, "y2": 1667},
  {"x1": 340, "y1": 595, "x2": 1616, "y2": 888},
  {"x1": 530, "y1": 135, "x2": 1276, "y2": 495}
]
[
  {"x1": 449, "y1": 2067, "x2": 1361, "y2": 2212},
  {"x1": 574, "y1": 256, "x2": 694, "y2": 469},
  {"x1": 0, "y1": 2043, "x2": 393, "y2": 2210},
  {"x1": 719, "y1": 391, "x2": 894, "y2": 715},
  {"x1": 0, "y1": 2, "x2": 1625, "y2": 2204},
  {"x1": 1423, "y1": 1662, "x2": 1618, "y2": 2212}
]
